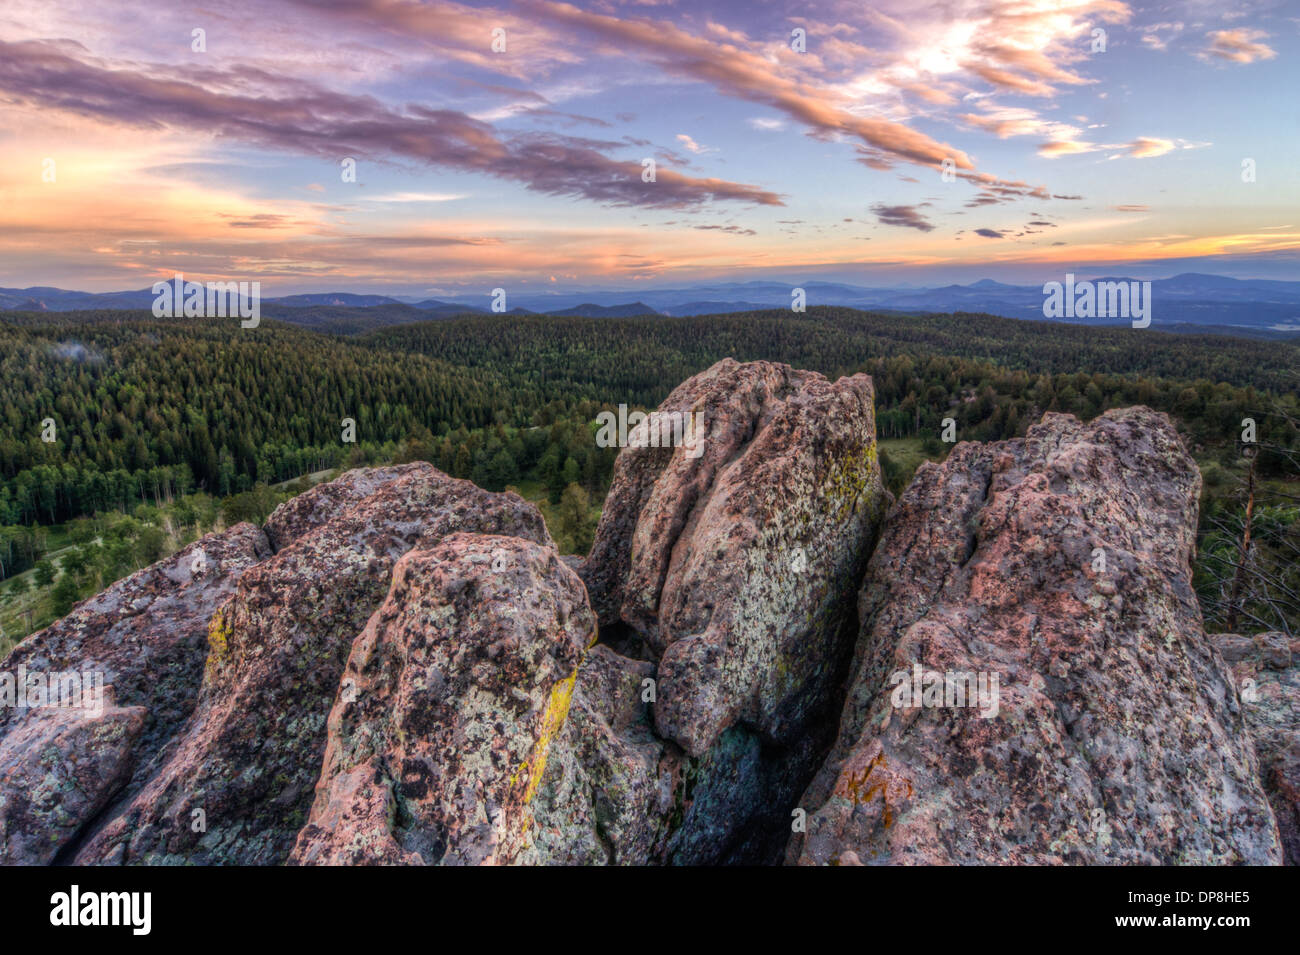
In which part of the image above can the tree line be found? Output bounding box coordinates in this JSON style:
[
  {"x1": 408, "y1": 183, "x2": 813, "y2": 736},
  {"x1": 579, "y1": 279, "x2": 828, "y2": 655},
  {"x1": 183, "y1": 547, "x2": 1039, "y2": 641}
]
[{"x1": 3, "y1": 307, "x2": 1297, "y2": 629}]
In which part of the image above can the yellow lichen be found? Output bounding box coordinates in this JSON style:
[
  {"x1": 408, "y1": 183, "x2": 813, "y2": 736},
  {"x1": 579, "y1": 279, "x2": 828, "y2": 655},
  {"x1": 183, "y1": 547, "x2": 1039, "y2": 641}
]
[
  {"x1": 206, "y1": 610, "x2": 232, "y2": 676},
  {"x1": 513, "y1": 669, "x2": 579, "y2": 806},
  {"x1": 823, "y1": 436, "x2": 881, "y2": 520}
]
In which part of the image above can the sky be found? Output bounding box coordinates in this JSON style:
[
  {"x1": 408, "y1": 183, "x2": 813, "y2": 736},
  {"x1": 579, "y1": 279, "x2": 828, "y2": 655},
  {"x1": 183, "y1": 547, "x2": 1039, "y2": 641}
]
[{"x1": 0, "y1": 0, "x2": 1297, "y2": 296}]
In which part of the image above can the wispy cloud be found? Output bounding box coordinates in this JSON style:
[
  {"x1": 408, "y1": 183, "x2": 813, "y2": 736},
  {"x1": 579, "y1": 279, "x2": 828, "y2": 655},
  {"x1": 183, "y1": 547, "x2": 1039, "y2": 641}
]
[
  {"x1": 1039, "y1": 135, "x2": 1181, "y2": 160},
  {"x1": 0, "y1": 39, "x2": 781, "y2": 209},
  {"x1": 1125, "y1": 137, "x2": 1175, "y2": 159},
  {"x1": 1201, "y1": 29, "x2": 1276, "y2": 64},
  {"x1": 523, "y1": 0, "x2": 988, "y2": 178},
  {"x1": 870, "y1": 203, "x2": 934, "y2": 232},
  {"x1": 676, "y1": 133, "x2": 714, "y2": 154}
]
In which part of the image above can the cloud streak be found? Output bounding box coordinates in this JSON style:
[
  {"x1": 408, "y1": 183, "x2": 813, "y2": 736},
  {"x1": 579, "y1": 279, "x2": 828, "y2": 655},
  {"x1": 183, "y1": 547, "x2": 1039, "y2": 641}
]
[
  {"x1": 1202, "y1": 29, "x2": 1276, "y2": 64},
  {"x1": 871, "y1": 204, "x2": 935, "y2": 232},
  {"x1": 523, "y1": 1, "x2": 983, "y2": 175},
  {"x1": 0, "y1": 39, "x2": 782, "y2": 210}
]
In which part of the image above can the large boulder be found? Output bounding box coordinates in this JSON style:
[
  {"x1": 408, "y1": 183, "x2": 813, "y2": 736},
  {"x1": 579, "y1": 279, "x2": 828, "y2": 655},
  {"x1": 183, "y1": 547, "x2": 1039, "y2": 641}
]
[
  {"x1": 791, "y1": 408, "x2": 1282, "y2": 865},
  {"x1": 76, "y1": 463, "x2": 551, "y2": 865},
  {"x1": 1211, "y1": 631, "x2": 1300, "y2": 864},
  {"x1": 574, "y1": 358, "x2": 887, "y2": 861},
  {"x1": 290, "y1": 534, "x2": 594, "y2": 865},
  {"x1": 583, "y1": 358, "x2": 886, "y2": 753},
  {"x1": 0, "y1": 523, "x2": 270, "y2": 863}
]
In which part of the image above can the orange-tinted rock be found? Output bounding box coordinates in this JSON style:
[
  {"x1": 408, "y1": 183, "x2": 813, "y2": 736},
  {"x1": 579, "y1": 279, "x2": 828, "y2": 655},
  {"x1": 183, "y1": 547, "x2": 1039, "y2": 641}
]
[
  {"x1": 290, "y1": 534, "x2": 594, "y2": 865},
  {"x1": 793, "y1": 408, "x2": 1282, "y2": 865},
  {"x1": 76, "y1": 464, "x2": 551, "y2": 865}
]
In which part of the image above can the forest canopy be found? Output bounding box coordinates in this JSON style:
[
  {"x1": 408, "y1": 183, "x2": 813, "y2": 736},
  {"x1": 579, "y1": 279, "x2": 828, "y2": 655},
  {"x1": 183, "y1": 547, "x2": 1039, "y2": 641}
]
[{"x1": 2, "y1": 306, "x2": 1296, "y2": 527}]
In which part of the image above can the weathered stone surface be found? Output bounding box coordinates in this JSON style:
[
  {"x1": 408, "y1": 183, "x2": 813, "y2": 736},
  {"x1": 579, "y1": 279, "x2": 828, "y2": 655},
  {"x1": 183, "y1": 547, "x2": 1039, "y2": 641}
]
[
  {"x1": 792, "y1": 408, "x2": 1282, "y2": 865},
  {"x1": 290, "y1": 534, "x2": 593, "y2": 865},
  {"x1": 0, "y1": 697, "x2": 144, "y2": 864},
  {"x1": 76, "y1": 463, "x2": 551, "y2": 865},
  {"x1": 523, "y1": 644, "x2": 674, "y2": 865},
  {"x1": 0, "y1": 523, "x2": 269, "y2": 862},
  {"x1": 583, "y1": 358, "x2": 886, "y2": 758},
  {"x1": 527, "y1": 639, "x2": 839, "y2": 865},
  {"x1": 558, "y1": 358, "x2": 885, "y2": 862},
  {"x1": 1211, "y1": 631, "x2": 1300, "y2": 865},
  {"x1": 262, "y1": 465, "x2": 417, "y2": 551}
]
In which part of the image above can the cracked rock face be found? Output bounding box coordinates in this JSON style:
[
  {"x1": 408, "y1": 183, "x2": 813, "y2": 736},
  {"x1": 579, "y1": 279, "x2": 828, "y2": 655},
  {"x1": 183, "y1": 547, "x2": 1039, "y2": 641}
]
[
  {"x1": 791, "y1": 408, "x2": 1283, "y2": 865},
  {"x1": 0, "y1": 523, "x2": 270, "y2": 863},
  {"x1": 583, "y1": 358, "x2": 886, "y2": 756},
  {"x1": 290, "y1": 534, "x2": 594, "y2": 866},
  {"x1": 521, "y1": 644, "x2": 674, "y2": 865},
  {"x1": 75, "y1": 464, "x2": 551, "y2": 865},
  {"x1": 566, "y1": 358, "x2": 887, "y2": 861},
  {"x1": 1212, "y1": 631, "x2": 1300, "y2": 864}
]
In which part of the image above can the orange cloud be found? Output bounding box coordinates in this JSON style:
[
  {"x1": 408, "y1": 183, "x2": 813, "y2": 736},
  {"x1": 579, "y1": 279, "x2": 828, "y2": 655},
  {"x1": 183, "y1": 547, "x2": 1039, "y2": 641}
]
[
  {"x1": 1126, "y1": 137, "x2": 1174, "y2": 159},
  {"x1": 1202, "y1": 29, "x2": 1276, "y2": 64}
]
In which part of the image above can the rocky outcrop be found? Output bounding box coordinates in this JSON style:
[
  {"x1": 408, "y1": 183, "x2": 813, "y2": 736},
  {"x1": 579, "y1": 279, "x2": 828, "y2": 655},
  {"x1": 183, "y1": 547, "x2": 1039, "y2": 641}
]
[
  {"x1": 75, "y1": 464, "x2": 551, "y2": 865},
  {"x1": 584, "y1": 360, "x2": 885, "y2": 753},
  {"x1": 560, "y1": 358, "x2": 887, "y2": 861},
  {"x1": 0, "y1": 523, "x2": 269, "y2": 862},
  {"x1": 791, "y1": 408, "x2": 1283, "y2": 865},
  {"x1": 288, "y1": 359, "x2": 887, "y2": 867},
  {"x1": 1, "y1": 362, "x2": 1291, "y2": 869},
  {"x1": 1212, "y1": 631, "x2": 1300, "y2": 864},
  {"x1": 290, "y1": 534, "x2": 594, "y2": 865}
]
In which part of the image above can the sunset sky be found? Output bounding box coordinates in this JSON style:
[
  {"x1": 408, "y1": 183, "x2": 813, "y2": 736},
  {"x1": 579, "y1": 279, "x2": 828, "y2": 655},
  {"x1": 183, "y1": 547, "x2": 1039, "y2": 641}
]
[{"x1": 1, "y1": 0, "x2": 1296, "y2": 295}]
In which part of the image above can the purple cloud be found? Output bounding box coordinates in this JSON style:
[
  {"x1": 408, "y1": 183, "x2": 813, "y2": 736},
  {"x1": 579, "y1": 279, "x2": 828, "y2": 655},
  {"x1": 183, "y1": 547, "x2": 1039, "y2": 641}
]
[
  {"x1": 0, "y1": 39, "x2": 781, "y2": 210},
  {"x1": 870, "y1": 204, "x2": 935, "y2": 232}
]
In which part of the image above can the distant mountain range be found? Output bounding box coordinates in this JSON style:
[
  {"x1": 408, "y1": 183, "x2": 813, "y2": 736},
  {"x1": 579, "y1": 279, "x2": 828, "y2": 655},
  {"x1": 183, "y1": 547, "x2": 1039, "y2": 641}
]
[{"x1": 3, "y1": 273, "x2": 1299, "y2": 335}]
